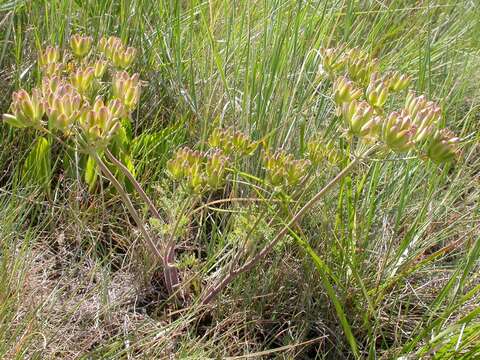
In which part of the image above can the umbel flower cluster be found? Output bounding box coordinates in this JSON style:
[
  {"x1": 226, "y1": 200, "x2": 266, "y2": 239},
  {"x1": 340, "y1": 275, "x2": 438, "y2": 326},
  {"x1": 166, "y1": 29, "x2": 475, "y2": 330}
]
[
  {"x1": 208, "y1": 127, "x2": 258, "y2": 157},
  {"x1": 263, "y1": 150, "x2": 310, "y2": 188},
  {"x1": 168, "y1": 126, "x2": 314, "y2": 193},
  {"x1": 166, "y1": 147, "x2": 229, "y2": 193},
  {"x1": 3, "y1": 34, "x2": 140, "y2": 151},
  {"x1": 321, "y1": 46, "x2": 460, "y2": 163}
]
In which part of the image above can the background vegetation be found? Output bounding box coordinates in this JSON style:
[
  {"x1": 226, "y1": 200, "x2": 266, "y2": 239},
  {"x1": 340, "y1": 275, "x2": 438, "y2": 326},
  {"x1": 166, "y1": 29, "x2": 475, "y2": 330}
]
[{"x1": 0, "y1": 0, "x2": 479, "y2": 358}]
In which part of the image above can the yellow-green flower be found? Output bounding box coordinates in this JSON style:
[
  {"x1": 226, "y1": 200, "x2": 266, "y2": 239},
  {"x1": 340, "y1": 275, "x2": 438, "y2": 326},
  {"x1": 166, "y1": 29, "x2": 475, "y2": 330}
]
[
  {"x1": 70, "y1": 34, "x2": 93, "y2": 58},
  {"x1": 3, "y1": 89, "x2": 45, "y2": 128}
]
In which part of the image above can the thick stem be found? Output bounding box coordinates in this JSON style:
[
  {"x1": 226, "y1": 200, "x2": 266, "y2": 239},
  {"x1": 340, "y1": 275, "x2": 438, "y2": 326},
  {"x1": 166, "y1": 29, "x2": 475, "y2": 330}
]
[
  {"x1": 93, "y1": 152, "x2": 163, "y2": 262},
  {"x1": 201, "y1": 145, "x2": 378, "y2": 305}
]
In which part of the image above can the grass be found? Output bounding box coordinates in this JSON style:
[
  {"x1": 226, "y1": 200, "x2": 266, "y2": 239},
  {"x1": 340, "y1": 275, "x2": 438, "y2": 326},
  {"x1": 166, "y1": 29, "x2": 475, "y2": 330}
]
[{"x1": 1, "y1": 0, "x2": 480, "y2": 358}]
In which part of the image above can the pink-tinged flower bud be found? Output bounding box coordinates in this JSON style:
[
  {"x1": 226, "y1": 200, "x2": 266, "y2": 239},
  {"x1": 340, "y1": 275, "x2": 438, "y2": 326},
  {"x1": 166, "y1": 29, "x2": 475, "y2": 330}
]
[
  {"x1": 42, "y1": 76, "x2": 62, "y2": 98},
  {"x1": 99, "y1": 36, "x2": 123, "y2": 60},
  {"x1": 38, "y1": 46, "x2": 62, "y2": 75},
  {"x1": 112, "y1": 71, "x2": 141, "y2": 110},
  {"x1": 42, "y1": 63, "x2": 64, "y2": 77},
  {"x1": 71, "y1": 67, "x2": 95, "y2": 95},
  {"x1": 366, "y1": 76, "x2": 389, "y2": 109},
  {"x1": 93, "y1": 60, "x2": 108, "y2": 78},
  {"x1": 320, "y1": 47, "x2": 345, "y2": 76},
  {"x1": 112, "y1": 46, "x2": 136, "y2": 69},
  {"x1": 79, "y1": 101, "x2": 121, "y2": 148},
  {"x1": 45, "y1": 84, "x2": 82, "y2": 132},
  {"x1": 333, "y1": 76, "x2": 362, "y2": 106},
  {"x1": 405, "y1": 92, "x2": 428, "y2": 119},
  {"x1": 385, "y1": 71, "x2": 411, "y2": 92},
  {"x1": 342, "y1": 100, "x2": 376, "y2": 137},
  {"x1": 4, "y1": 89, "x2": 46, "y2": 128},
  {"x1": 346, "y1": 48, "x2": 378, "y2": 85},
  {"x1": 70, "y1": 34, "x2": 93, "y2": 58},
  {"x1": 382, "y1": 111, "x2": 416, "y2": 152},
  {"x1": 98, "y1": 37, "x2": 108, "y2": 53},
  {"x1": 426, "y1": 129, "x2": 460, "y2": 164},
  {"x1": 108, "y1": 99, "x2": 126, "y2": 119},
  {"x1": 411, "y1": 106, "x2": 441, "y2": 142},
  {"x1": 92, "y1": 98, "x2": 105, "y2": 113},
  {"x1": 39, "y1": 46, "x2": 60, "y2": 67}
]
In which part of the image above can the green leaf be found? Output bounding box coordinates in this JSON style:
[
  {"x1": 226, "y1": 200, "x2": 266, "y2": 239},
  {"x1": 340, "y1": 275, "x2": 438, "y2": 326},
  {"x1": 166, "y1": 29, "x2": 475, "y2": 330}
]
[
  {"x1": 84, "y1": 155, "x2": 98, "y2": 191},
  {"x1": 131, "y1": 123, "x2": 186, "y2": 179},
  {"x1": 121, "y1": 154, "x2": 135, "y2": 192},
  {"x1": 22, "y1": 136, "x2": 52, "y2": 194},
  {"x1": 2, "y1": 114, "x2": 28, "y2": 128}
]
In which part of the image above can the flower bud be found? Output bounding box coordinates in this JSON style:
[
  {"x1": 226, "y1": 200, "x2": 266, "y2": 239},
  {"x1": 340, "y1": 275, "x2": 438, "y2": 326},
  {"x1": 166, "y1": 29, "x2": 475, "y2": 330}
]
[
  {"x1": 207, "y1": 127, "x2": 257, "y2": 156},
  {"x1": 3, "y1": 89, "x2": 46, "y2": 128},
  {"x1": 342, "y1": 100, "x2": 378, "y2": 137},
  {"x1": 384, "y1": 71, "x2": 411, "y2": 92},
  {"x1": 112, "y1": 46, "x2": 136, "y2": 69},
  {"x1": 333, "y1": 76, "x2": 362, "y2": 106},
  {"x1": 38, "y1": 46, "x2": 62, "y2": 75},
  {"x1": 112, "y1": 71, "x2": 141, "y2": 110},
  {"x1": 39, "y1": 46, "x2": 60, "y2": 67},
  {"x1": 93, "y1": 59, "x2": 108, "y2": 78},
  {"x1": 307, "y1": 136, "x2": 342, "y2": 166},
  {"x1": 70, "y1": 34, "x2": 93, "y2": 58},
  {"x1": 366, "y1": 76, "x2": 389, "y2": 109},
  {"x1": 411, "y1": 106, "x2": 441, "y2": 142},
  {"x1": 263, "y1": 150, "x2": 309, "y2": 188},
  {"x1": 79, "y1": 99, "x2": 121, "y2": 147},
  {"x1": 346, "y1": 48, "x2": 378, "y2": 85},
  {"x1": 320, "y1": 47, "x2": 345, "y2": 76},
  {"x1": 46, "y1": 85, "x2": 82, "y2": 132},
  {"x1": 405, "y1": 92, "x2": 429, "y2": 119},
  {"x1": 382, "y1": 111, "x2": 416, "y2": 152},
  {"x1": 71, "y1": 67, "x2": 95, "y2": 95},
  {"x1": 426, "y1": 129, "x2": 459, "y2": 164},
  {"x1": 99, "y1": 36, "x2": 123, "y2": 60},
  {"x1": 205, "y1": 150, "x2": 228, "y2": 189}
]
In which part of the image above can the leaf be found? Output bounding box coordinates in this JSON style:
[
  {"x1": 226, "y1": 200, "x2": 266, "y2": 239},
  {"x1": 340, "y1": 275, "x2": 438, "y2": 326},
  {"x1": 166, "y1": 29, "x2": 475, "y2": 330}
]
[
  {"x1": 131, "y1": 123, "x2": 186, "y2": 178},
  {"x1": 84, "y1": 155, "x2": 98, "y2": 192},
  {"x1": 22, "y1": 136, "x2": 52, "y2": 194},
  {"x1": 2, "y1": 114, "x2": 28, "y2": 128},
  {"x1": 121, "y1": 154, "x2": 135, "y2": 193}
]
